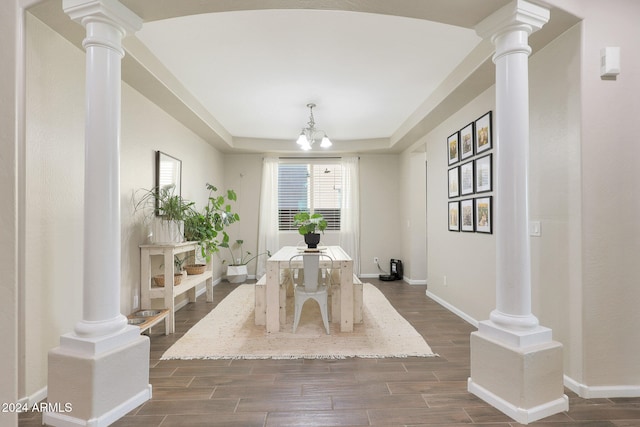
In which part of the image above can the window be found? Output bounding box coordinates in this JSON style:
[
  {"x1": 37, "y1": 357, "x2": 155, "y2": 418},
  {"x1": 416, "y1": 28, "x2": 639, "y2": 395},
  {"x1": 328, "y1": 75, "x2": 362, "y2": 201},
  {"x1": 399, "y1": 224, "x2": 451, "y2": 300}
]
[{"x1": 278, "y1": 161, "x2": 342, "y2": 230}]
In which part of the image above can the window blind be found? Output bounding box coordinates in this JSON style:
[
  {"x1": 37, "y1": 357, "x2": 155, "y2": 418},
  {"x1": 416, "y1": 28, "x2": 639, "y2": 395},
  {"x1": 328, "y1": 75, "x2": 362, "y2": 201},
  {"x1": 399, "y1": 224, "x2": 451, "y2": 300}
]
[{"x1": 278, "y1": 161, "x2": 342, "y2": 230}]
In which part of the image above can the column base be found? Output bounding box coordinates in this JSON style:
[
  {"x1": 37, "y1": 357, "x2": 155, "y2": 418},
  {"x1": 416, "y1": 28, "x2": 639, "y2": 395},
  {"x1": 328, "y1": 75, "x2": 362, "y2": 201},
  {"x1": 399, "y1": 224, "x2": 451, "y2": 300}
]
[
  {"x1": 468, "y1": 330, "x2": 568, "y2": 425},
  {"x1": 44, "y1": 326, "x2": 151, "y2": 427}
]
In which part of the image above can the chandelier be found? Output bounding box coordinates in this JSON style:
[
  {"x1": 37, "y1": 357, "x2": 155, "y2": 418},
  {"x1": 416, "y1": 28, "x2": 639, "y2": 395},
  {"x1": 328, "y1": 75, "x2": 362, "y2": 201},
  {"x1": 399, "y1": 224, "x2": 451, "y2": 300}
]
[{"x1": 295, "y1": 103, "x2": 332, "y2": 150}]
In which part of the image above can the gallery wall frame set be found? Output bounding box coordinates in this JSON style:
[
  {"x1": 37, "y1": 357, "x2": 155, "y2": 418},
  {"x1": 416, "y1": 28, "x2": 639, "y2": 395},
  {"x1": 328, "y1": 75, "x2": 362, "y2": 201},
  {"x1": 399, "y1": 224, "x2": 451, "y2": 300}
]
[
  {"x1": 447, "y1": 110, "x2": 493, "y2": 233},
  {"x1": 448, "y1": 197, "x2": 493, "y2": 234},
  {"x1": 447, "y1": 111, "x2": 492, "y2": 166}
]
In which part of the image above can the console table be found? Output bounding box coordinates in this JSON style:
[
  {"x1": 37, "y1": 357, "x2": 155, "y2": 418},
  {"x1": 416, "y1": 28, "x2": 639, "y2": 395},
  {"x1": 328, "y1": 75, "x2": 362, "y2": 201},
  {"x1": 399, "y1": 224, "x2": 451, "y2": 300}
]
[{"x1": 140, "y1": 242, "x2": 213, "y2": 334}]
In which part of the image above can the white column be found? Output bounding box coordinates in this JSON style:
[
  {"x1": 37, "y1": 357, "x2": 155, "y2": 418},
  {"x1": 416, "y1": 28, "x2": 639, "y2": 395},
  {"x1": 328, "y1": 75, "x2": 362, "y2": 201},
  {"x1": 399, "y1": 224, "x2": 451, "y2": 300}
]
[
  {"x1": 45, "y1": 2, "x2": 150, "y2": 426},
  {"x1": 476, "y1": 0, "x2": 550, "y2": 342},
  {"x1": 66, "y1": 0, "x2": 141, "y2": 338},
  {"x1": 468, "y1": 2, "x2": 568, "y2": 424}
]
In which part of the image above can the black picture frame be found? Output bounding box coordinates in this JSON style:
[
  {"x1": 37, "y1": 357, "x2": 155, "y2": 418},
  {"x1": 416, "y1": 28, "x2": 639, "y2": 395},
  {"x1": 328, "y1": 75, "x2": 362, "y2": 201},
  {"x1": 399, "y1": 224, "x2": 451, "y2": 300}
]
[
  {"x1": 460, "y1": 160, "x2": 474, "y2": 196},
  {"x1": 447, "y1": 131, "x2": 459, "y2": 165},
  {"x1": 448, "y1": 166, "x2": 459, "y2": 198},
  {"x1": 448, "y1": 201, "x2": 460, "y2": 232},
  {"x1": 474, "y1": 154, "x2": 492, "y2": 193},
  {"x1": 460, "y1": 122, "x2": 474, "y2": 160},
  {"x1": 475, "y1": 196, "x2": 492, "y2": 234},
  {"x1": 475, "y1": 111, "x2": 492, "y2": 154},
  {"x1": 460, "y1": 198, "x2": 475, "y2": 232}
]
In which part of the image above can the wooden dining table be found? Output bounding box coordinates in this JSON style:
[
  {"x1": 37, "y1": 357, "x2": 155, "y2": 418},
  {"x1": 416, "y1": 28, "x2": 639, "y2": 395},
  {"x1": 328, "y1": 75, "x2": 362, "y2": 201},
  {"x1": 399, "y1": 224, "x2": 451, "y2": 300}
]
[{"x1": 264, "y1": 245, "x2": 355, "y2": 333}]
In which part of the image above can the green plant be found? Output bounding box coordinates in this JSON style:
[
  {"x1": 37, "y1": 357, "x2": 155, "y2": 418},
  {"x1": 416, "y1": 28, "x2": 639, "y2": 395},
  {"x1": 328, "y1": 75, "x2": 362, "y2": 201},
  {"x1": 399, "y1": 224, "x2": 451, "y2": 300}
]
[
  {"x1": 184, "y1": 183, "x2": 240, "y2": 261},
  {"x1": 134, "y1": 184, "x2": 194, "y2": 222},
  {"x1": 293, "y1": 212, "x2": 327, "y2": 235},
  {"x1": 219, "y1": 239, "x2": 271, "y2": 266},
  {"x1": 160, "y1": 255, "x2": 187, "y2": 271}
]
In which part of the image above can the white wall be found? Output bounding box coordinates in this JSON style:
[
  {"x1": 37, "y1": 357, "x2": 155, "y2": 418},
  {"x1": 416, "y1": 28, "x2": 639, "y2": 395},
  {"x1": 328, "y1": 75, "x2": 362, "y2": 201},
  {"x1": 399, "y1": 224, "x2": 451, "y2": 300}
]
[
  {"x1": 550, "y1": 0, "x2": 640, "y2": 390},
  {"x1": 420, "y1": 87, "x2": 497, "y2": 322},
  {"x1": 25, "y1": 13, "x2": 85, "y2": 399},
  {"x1": 1, "y1": 0, "x2": 20, "y2": 421},
  {"x1": 399, "y1": 149, "x2": 427, "y2": 283},
  {"x1": 359, "y1": 154, "x2": 402, "y2": 277},
  {"x1": 23, "y1": 14, "x2": 227, "y2": 399},
  {"x1": 529, "y1": 22, "x2": 582, "y2": 384}
]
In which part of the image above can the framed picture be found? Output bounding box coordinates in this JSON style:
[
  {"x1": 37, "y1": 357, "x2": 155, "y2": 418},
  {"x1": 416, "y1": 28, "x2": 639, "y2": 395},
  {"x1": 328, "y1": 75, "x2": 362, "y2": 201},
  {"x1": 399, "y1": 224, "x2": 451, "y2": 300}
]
[
  {"x1": 475, "y1": 196, "x2": 492, "y2": 234},
  {"x1": 460, "y1": 122, "x2": 474, "y2": 160},
  {"x1": 447, "y1": 132, "x2": 459, "y2": 165},
  {"x1": 460, "y1": 199, "x2": 475, "y2": 232},
  {"x1": 460, "y1": 161, "x2": 474, "y2": 196},
  {"x1": 448, "y1": 166, "x2": 459, "y2": 198},
  {"x1": 475, "y1": 154, "x2": 492, "y2": 193},
  {"x1": 448, "y1": 201, "x2": 460, "y2": 231},
  {"x1": 475, "y1": 111, "x2": 492, "y2": 154}
]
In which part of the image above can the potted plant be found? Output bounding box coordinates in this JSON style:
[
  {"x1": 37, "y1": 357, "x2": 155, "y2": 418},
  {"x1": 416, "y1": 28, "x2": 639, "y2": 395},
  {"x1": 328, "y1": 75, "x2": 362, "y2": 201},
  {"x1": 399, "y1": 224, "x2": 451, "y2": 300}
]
[
  {"x1": 293, "y1": 212, "x2": 327, "y2": 249},
  {"x1": 155, "y1": 255, "x2": 187, "y2": 286},
  {"x1": 184, "y1": 183, "x2": 240, "y2": 262},
  {"x1": 134, "y1": 185, "x2": 194, "y2": 243},
  {"x1": 219, "y1": 239, "x2": 271, "y2": 283}
]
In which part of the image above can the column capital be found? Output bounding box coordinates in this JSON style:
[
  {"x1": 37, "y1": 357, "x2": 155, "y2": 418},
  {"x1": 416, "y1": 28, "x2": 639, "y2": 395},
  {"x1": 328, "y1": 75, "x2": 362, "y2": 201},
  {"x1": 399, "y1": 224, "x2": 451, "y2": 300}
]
[
  {"x1": 63, "y1": 0, "x2": 142, "y2": 36},
  {"x1": 475, "y1": 0, "x2": 549, "y2": 43}
]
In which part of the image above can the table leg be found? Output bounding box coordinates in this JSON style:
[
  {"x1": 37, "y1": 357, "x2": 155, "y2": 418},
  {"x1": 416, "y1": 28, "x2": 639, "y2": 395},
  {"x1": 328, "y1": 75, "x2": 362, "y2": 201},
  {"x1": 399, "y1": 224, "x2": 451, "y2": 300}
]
[{"x1": 340, "y1": 261, "x2": 354, "y2": 332}]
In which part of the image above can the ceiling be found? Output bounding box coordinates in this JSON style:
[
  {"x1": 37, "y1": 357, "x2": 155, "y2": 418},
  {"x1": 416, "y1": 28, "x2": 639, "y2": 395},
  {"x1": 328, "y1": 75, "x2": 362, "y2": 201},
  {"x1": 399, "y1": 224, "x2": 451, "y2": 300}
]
[{"x1": 29, "y1": 0, "x2": 579, "y2": 154}]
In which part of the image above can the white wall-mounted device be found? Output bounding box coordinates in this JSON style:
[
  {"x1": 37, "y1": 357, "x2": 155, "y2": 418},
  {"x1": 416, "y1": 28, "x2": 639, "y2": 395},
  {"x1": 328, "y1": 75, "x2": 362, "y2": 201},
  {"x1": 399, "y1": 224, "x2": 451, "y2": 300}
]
[{"x1": 600, "y1": 47, "x2": 620, "y2": 78}]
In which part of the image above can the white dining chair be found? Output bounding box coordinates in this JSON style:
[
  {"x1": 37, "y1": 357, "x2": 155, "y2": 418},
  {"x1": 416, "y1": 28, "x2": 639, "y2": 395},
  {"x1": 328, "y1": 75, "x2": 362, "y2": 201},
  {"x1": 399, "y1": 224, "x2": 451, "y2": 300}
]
[{"x1": 289, "y1": 253, "x2": 334, "y2": 334}]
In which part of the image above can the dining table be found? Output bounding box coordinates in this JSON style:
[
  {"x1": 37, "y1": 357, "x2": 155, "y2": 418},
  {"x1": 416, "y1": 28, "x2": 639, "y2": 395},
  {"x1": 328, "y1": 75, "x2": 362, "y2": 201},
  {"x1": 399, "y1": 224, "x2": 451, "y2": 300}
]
[{"x1": 264, "y1": 245, "x2": 355, "y2": 333}]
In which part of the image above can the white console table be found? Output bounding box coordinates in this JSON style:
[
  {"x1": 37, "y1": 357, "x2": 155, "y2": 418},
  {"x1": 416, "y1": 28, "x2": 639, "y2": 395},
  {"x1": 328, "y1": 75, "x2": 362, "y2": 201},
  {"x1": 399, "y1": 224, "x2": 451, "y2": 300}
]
[{"x1": 140, "y1": 241, "x2": 213, "y2": 334}]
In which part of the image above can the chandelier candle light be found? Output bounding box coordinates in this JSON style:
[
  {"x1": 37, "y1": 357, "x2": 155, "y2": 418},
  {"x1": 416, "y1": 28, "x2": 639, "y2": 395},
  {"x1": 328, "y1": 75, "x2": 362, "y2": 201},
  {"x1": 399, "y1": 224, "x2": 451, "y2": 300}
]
[{"x1": 296, "y1": 103, "x2": 332, "y2": 150}]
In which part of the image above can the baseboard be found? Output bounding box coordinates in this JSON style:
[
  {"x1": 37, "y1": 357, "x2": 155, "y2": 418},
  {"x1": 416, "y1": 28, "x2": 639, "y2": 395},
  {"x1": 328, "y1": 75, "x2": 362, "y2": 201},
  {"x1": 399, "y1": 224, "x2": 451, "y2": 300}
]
[
  {"x1": 468, "y1": 378, "x2": 569, "y2": 424},
  {"x1": 426, "y1": 290, "x2": 479, "y2": 327},
  {"x1": 359, "y1": 273, "x2": 426, "y2": 285},
  {"x1": 564, "y1": 375, "x2": 640, "y2": 398},
  {"x1": 17, "y1": 386, "x2": 48, "y2": 409},
  {"x1": 43, "y1": 385, "x2": 151, "y2": 427}
]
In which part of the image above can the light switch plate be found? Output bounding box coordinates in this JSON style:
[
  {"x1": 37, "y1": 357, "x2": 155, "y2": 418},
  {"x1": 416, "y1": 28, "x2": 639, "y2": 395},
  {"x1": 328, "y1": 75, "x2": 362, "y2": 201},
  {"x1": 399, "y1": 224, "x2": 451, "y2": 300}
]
[{"x1": 529, "y1": 221, "x2": 541, "y2": 237}]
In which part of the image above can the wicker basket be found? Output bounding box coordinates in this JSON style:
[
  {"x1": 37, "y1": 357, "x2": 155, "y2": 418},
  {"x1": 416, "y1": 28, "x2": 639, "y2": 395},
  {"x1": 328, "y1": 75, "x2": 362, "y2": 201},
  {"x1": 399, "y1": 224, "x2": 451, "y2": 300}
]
[
  {"x1": 185, "y1": 264, "x2": 206, "y2": 275},
  {"x1": 153, "y1": 273, "x2": 183, "y2": 287}
]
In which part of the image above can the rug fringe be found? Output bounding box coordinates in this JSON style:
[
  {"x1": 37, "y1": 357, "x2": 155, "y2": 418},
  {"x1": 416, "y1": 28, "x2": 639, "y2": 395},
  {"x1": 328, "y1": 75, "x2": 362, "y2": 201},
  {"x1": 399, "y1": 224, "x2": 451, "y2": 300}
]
[{"x1": 160, "y1": 353, "x2": 439, "y2": 361}]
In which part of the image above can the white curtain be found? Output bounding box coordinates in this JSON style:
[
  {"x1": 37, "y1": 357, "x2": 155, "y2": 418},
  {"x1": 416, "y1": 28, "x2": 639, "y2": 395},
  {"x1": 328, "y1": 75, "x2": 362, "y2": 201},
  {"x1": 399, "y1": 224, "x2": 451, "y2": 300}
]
[
  {"x1": 339, "y1": 156, "x2": 360, "y2": 276},
  {"x1": 256, "y1": 157, "x2": 279, "y2": 278}
]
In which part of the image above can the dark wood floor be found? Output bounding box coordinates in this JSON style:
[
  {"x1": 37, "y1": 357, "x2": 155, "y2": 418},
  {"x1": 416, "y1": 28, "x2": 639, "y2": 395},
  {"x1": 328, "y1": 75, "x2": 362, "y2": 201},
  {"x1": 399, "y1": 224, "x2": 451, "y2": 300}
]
[{"x1": 21, "y1": 279, "x2": 640, "y2": 426}]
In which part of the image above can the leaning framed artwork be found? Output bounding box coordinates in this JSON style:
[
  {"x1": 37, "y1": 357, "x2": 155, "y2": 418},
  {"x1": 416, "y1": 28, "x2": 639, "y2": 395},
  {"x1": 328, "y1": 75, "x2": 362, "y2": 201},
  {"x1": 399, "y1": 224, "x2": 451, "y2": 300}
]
[
  {"x1": 460, "y1": 122, "x2": 474, "y2": 160},
  {"x1": 460, "y1": 198, "x2": 475, "y2": 232},
  {"x1": 447, "y1": 132, "x2": 459, "y2": 165},
  {"x1": 475, "y1": 196, "x2": 492, "y2": 234},
  {"x1": 475, "y1": 154, "x2": 492, "y2": 193},
  {"x1": 448, "y1": 166, "x2": 459, "y2": 198},
  {"x1": 448, "y1": 201, "x2": 460, "y2": 232},
  {"x1": 475, "y1": 111, "x2": 492, "y2": 154}
]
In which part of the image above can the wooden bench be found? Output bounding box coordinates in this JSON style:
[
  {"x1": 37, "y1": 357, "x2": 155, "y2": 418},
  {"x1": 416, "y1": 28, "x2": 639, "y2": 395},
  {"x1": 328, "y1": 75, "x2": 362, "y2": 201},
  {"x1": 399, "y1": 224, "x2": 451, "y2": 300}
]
[{"x1": 254, "y1": 273, "x2": 289, "y2": 326}]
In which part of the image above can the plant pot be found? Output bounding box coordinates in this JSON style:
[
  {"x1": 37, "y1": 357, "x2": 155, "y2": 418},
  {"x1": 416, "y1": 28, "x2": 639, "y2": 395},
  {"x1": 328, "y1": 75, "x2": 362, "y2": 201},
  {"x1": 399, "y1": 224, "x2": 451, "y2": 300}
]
[
  {"x1": 304, "y1": 233, "x2": 321, "y2": 249},
  {"x1": 185, "y1": 264, "x2": 206, "y2": 275},
  {"x1": 150, "y1": 218, "x2": 184, "y2": 244},
  {"x1": 226, "y1": 265, "x2": 248, "y2": 283}
]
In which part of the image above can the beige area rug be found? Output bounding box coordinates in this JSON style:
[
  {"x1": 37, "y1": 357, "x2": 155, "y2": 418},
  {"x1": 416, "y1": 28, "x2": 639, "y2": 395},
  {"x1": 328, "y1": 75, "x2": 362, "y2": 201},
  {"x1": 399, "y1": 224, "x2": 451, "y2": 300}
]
[{"x1": 161, "y1": 283, "x2": 436, "y2": 360}]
